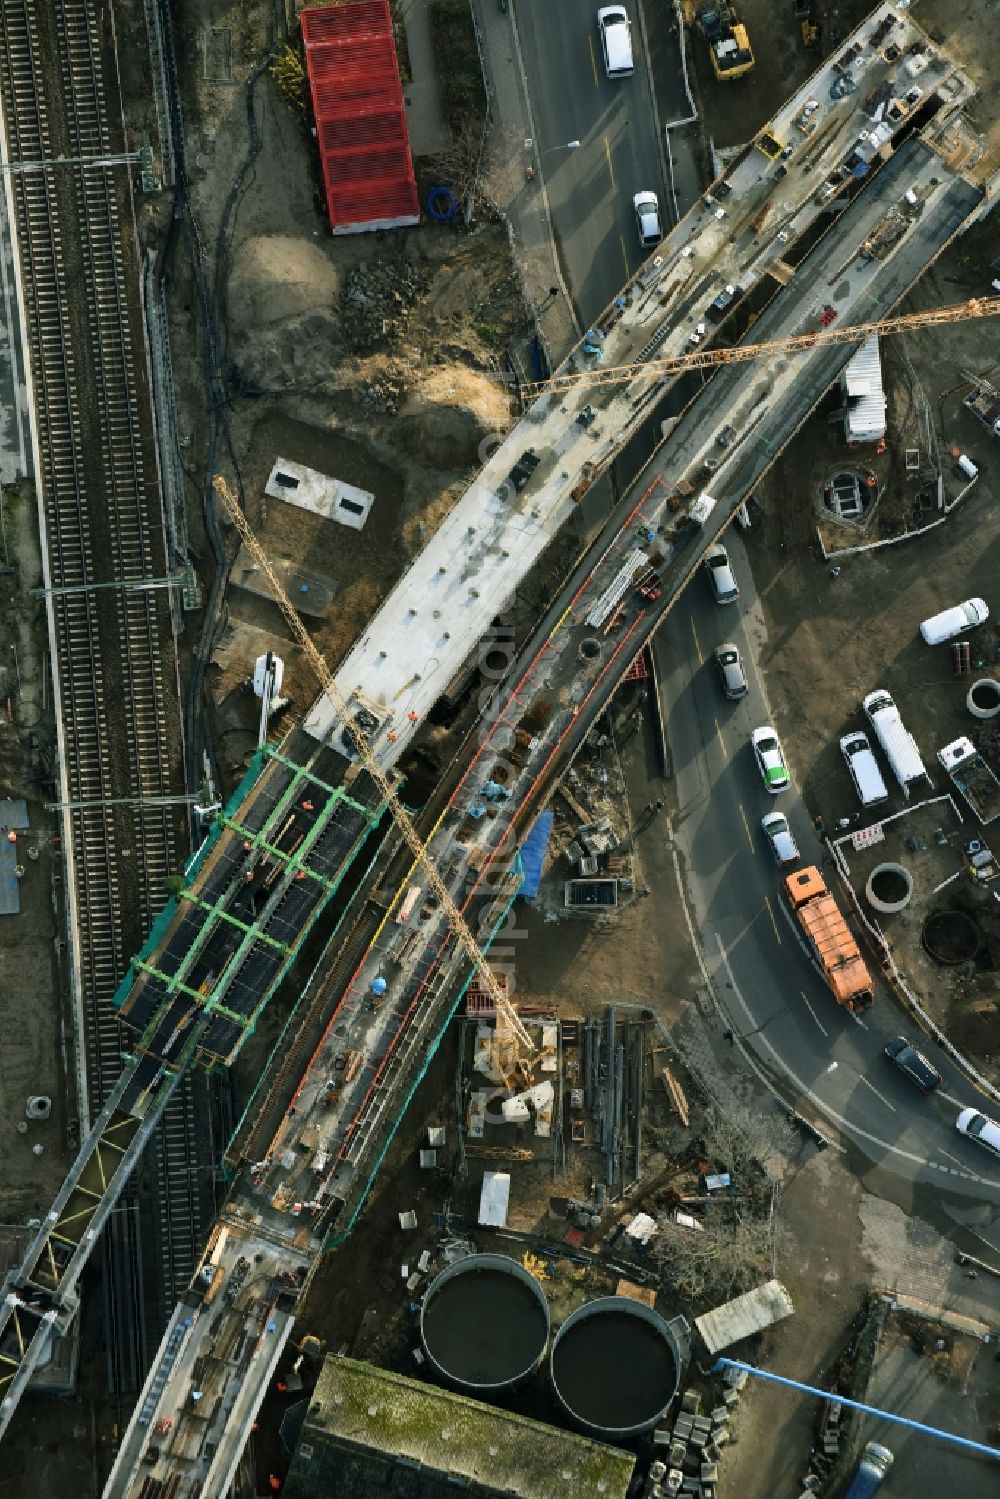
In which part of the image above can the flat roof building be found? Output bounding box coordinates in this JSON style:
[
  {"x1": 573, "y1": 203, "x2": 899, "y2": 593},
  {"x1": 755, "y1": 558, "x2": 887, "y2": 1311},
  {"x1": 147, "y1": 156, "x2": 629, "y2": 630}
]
[{"x1": 282, "y1": 1356, "x2": 635, "y2": 1499}]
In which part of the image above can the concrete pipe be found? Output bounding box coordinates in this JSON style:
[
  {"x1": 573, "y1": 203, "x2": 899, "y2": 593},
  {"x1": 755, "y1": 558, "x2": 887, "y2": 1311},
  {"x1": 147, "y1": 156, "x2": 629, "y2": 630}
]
[
  {"x1": 579, "y1": 638, "x2": 602, "y2": 662},
  {"x1": 26, "y1": 1096, "x2": 52, "y2": 1120},
  {"x1": 865, "y1": 863, "x2": 913, "y2": 915},
  {"x1": 967, "y1": 679, "x2": 1000, "y2": 720}
]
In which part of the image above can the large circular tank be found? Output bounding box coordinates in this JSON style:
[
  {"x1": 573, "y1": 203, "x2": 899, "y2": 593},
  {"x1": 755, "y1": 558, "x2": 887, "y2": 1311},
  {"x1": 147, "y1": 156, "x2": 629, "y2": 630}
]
[
  {"x1": 550, "y1": 1296, "x2": 681, "y2": 1438},
  {"x1": 420, "y1": 1253, "x2": 549, "y2": 1393}
]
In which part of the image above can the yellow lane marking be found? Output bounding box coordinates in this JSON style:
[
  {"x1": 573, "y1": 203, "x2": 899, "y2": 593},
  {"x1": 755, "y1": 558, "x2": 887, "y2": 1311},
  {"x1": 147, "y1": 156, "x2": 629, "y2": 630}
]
[
  {"x1": 937, "y1": 1146, "x2": 967, "y2": 1169},
  {"x1": 799, "y1": 990, "x2": 828, "y2": 1037},
  {"x1": 589, "y1": 35, "x2": 599, "y2": 87},
  {"x1": 739, "y1": 803, "x2": 754, "y2": 855},
  {"x1": 604, "y1": 135, "x2": 616, "y2": 188},
  {"x1": 690, "y1": 615, "x2": 703, "y2": 663},
  {"x1": 764, "y1": 894, "x2": 781, "y2": 945},
  {"x1": 551, "y1": 603, "x2": 572, "y2": 636},
  {"x1": 620, "y1": 234, "x2": 630, "y2": 281},
  {"x1": 857, "y1": 1074, "x2": 897, "y2": 1113}
]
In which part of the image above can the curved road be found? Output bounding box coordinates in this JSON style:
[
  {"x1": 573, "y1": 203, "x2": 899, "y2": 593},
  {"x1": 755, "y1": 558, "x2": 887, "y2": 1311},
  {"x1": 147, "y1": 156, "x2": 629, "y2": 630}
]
[
  {"x1": 655, "y1": 533, "x2": 1000, "y2": 1241},
  {"x1": 514, "y1": 0, "x2": 666, "y2": 324}
]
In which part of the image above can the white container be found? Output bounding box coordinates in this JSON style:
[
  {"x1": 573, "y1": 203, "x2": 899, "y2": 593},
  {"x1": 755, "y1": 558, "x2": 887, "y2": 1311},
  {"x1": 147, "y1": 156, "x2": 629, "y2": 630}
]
[{"x1": 957, "y1": 454, "x2": 979, "y2": 479}]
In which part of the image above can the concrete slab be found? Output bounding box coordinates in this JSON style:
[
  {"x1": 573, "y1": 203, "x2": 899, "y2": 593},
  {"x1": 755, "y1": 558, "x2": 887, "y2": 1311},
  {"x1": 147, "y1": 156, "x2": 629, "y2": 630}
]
[{"x1": 265, "y1": 458, "x2": 374, "y2": 532}]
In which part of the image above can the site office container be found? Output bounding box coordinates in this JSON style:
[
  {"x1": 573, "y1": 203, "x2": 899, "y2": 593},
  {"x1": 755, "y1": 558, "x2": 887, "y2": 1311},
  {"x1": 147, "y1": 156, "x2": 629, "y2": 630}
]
[
  {"x1": 302, "y1": 0, "x2": 420, "y2": 235},
  {"x1": 862, "y1": 688, "x2": 929, "y2": 798},
  {"x1": 784, "y1": 865, "x2": 874, "y2": 1011}
]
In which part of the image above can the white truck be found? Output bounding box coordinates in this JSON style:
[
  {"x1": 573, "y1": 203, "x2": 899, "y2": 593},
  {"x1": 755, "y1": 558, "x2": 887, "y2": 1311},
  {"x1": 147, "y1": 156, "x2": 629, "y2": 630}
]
[
  {"x1": 863, "y1": 689, "x2": 931, "y2": 798},
  {"x1": 938, "y1": 736, "x2": 1000, "y2": 824}
]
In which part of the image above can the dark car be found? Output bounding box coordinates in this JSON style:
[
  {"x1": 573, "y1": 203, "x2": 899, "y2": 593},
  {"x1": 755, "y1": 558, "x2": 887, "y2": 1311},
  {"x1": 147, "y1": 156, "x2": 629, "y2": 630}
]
[{"x1": 883, "y1": 1036, "x2": 942, "y2": 1094}]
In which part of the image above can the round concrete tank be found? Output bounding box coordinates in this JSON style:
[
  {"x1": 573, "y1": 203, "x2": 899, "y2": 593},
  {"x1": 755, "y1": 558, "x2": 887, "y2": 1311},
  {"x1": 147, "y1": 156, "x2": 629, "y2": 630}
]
[
  {"x1": 865, "y1": 863, "x2": 913, "y2": 915},
  {"x1": 967, "y1": 679, "x2": 1000, "y2": 720},
  {"x1": 550, "y1": 1296, "x2": 680, "y2": 1438},
  {"x1": 420, "y1": 1253, "x2": 549, "y2": 1393}
]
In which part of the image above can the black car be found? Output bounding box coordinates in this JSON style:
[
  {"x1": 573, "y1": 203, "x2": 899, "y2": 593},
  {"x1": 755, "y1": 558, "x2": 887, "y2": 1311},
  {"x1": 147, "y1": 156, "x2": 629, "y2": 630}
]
[{"x1": 883, "y1": 1036, "x2": 942, "y2": 1094}]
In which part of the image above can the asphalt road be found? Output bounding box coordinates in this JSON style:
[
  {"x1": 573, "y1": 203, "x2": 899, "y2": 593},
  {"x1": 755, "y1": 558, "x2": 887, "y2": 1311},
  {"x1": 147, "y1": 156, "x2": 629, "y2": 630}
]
[
  {"x1": 514, "y1": 0, "x2": 667, "y2": 325},
  {"x1": 654, "y1": 532, "x2": 1000, "y2": 1236}
]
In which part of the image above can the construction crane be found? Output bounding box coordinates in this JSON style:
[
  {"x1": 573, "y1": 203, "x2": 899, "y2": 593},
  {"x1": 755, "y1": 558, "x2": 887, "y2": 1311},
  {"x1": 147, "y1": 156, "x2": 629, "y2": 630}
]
[
  {"x1": 212, "y1": 476, "x2": 535, "y2": 1068},
  {"x1": 521, "y1": 296, "x2": 1000, "y2": 402}
]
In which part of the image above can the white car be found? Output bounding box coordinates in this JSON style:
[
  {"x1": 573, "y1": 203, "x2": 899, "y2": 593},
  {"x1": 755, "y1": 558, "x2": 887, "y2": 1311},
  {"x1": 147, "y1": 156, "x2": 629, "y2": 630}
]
[
  {"x1": 752, "y1": 726, "x2": 790, "y2": 794},
  {"x1": 704, "y1": 543, "x2": 738, "y2": 604},
  {"x1": 956, "y1": 1107, "x2": 1000, "y2": 1158},
  {"x1": 919, "y1": 597, "x2": 988, "y2": 645},
  {"x1": 761, "y1": 811, "x2": 798, "y2": 866},
  {"x1": 633, "y1": 191, "x2": 662, "y2": 249}
]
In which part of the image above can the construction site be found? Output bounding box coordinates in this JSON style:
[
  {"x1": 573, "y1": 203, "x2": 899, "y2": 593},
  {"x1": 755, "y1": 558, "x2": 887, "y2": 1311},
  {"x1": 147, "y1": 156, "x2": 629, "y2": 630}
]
[{"x1": 0, "y1": 0, "x2": 998, "y2": 1496}]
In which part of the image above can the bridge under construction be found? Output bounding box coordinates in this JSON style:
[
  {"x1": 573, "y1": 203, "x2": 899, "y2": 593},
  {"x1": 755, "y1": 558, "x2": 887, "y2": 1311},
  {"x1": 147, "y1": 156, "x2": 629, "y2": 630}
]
[{"x1": 0, "y1": 3, "x2": 992, "y2": 1492}]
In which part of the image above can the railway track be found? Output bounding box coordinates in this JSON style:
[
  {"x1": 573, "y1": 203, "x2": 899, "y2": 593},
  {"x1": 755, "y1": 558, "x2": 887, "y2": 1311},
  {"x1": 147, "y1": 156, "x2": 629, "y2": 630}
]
[{"x1": 0, "y1": 0, "x2": 201, "y2": 1400}]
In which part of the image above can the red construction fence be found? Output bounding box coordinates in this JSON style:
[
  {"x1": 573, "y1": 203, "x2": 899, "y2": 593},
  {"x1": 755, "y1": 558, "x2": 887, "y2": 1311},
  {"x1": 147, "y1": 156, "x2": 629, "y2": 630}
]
[{"x1": 301, "y1": 0, "x2": 420, "y2": 235}]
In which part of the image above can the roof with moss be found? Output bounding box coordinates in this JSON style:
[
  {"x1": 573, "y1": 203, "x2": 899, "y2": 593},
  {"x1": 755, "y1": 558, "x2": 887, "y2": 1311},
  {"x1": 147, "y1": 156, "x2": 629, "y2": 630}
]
[{"x1": 282, "y1": 1356, "x2": 635, "y2": 1499}]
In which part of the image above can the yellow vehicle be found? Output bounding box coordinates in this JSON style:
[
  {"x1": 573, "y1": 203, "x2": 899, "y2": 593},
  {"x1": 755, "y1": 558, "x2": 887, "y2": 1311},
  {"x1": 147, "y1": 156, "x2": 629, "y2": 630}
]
[
  {"x1": 755, "y1": 131, "x2": 784, "y2": 161},
  {"x1": 710, "y1": 21, "x2": 754, "y2": 79}
]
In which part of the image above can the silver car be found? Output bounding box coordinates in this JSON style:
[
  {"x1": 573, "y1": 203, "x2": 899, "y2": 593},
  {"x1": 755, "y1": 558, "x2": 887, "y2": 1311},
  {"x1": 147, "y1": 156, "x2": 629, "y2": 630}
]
[
  {"x1": 761, "y1": 811, "x2": 798, "y2": 867},
  {"x1": 633, "y1": 191, "x2": 662, "y2": 248},
  {"x1": 714, "y1": 642, "x2": 747, "y2": 700},
  {"x1": 704, "y1": 543, "x2": 739, "y2": 604}
]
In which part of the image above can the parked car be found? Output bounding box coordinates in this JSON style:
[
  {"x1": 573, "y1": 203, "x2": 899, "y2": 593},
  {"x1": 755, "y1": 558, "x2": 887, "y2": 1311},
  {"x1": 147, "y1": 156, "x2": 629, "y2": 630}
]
[
  {"x1": 714, "y1": 642, "x2": 747, "y2": 700},
  {"x1": 704, "y1": 543, "x2": 739, "y2": 604},
  {"x1": 751, "y1": 726, "x2": 789, "y2": 793},
  {"x1": 919, "y1": 597, "x2": 989, "y2": 645},
  {"x1": 761, "y1": 811, "x2": 798, "y2": 866},
  {"x1": 883, "y1": 1036, "x2": 941, "y2": 1093},
  {"x1": 633, "y1": 191, "x2": 662, "y2": 248},
  {"x1": 956, "y1": 1107, "x2": 1000, "y2": 1158}
]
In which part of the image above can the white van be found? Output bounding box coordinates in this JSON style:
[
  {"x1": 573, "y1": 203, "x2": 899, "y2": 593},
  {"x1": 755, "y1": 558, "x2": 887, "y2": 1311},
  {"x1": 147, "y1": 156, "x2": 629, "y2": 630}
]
[
  {"x1": 919, "y1": 597, "x2": 989, "y2": 645},
  {"x1": 956, "y1": 1107, "x2": 1000, "y2": 1158},
  {"x1": 597, "y1": 6, "x2": 634, "y2": 78},
  {"x1": 840, "y1": 731, "x2": 889, "y2": 809},
  {"x1": 863, "y1": 689, "x2": 930, "y2": 798}
]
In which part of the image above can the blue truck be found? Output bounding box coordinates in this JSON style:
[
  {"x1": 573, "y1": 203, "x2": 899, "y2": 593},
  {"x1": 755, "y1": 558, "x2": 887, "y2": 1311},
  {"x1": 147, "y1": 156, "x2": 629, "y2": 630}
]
[{"x1": 845, "y1": 1442, "x2": 893, "y2": 1499}]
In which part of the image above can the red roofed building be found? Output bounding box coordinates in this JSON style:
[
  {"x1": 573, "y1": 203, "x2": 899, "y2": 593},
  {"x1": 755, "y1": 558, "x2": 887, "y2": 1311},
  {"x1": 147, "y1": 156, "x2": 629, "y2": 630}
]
[{"x1": 301, "y1": 0, "x2": 421, "y2": 235}]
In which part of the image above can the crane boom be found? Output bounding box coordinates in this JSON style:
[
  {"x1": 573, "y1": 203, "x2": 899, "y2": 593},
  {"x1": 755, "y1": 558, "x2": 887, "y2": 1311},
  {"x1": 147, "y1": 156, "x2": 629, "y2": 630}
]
[
  {"x1": 521, "y1": 296, "x2": 1000, "y2": 400},
  {"x1": 212, "y1": 476, "x2": 534, "y2": 1054}
]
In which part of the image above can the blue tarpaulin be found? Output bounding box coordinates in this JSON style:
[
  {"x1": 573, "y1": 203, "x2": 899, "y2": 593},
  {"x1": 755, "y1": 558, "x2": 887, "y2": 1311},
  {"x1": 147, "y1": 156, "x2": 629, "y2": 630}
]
[{"x1": 518, "y1": 811, "x2": 554, "y2": 900}]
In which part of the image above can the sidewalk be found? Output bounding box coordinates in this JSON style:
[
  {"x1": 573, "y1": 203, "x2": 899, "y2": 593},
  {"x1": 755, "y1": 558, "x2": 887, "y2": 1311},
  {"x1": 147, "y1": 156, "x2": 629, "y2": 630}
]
[
  {"x1": 471, "y1": 0, "x2": 580, "y2": 365},
  {"x1": 401, "y1": 0, "x2": 451, "y2": 156}
]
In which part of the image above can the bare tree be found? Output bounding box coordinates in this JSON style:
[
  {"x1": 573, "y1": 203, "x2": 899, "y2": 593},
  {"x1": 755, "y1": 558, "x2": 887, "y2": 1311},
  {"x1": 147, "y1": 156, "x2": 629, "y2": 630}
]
[
  {"x1": 651, "y1": 1103, "x2": 793, "y2": 1303},
  {"x1": 433, "y1": 123, "x2": 525, "y2": 215}
]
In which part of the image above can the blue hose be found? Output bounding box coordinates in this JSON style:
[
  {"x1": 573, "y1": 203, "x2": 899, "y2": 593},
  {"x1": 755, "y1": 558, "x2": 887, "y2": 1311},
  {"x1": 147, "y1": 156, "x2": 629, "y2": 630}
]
[{"x1": 426, "y1": 185, "x2": 458, "y2": 223}]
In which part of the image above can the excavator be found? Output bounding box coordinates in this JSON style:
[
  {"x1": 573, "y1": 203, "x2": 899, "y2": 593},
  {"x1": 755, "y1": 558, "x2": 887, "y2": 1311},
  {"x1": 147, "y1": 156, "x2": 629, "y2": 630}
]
[{"x1": 696, "y1": 4, "x2": 755, "y2": 80}]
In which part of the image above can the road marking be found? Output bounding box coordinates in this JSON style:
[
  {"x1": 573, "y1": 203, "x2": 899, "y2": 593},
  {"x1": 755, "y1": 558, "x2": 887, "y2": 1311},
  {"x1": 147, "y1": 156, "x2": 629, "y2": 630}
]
[
  {"x1": 848, "y1": 1009, "x2": 869, "y2": 1031},
  {"x1": 764, "y1": 894, "x2": 781, "y2": 945},
  {"x1": 689, "y1": 615, "x2": 703, "y2": 663},
  {"x1": 857, "y1": 1074, "x2": 896, "y2": 1113},
  {"x1": 938, "y1": 1090, "x2": 963, "y2": 1108},
  {"x1": 738, "y1": 802, "x2": 754, "y2": 853},
  {"x1": 604, "y1": 135, "x2": 616, "y2": 188},
  {"x1": 589, "y1": 35, "x2": 599, "y2": 87},
  {"x1": 620, "y1": 234, "x2": 630, "y2": 281},
  {"x1": 715, "y1": 718, "x2": 728, "y2": 761},
  {"x1": 799, "y1": 990, "x2": 827, "y2": 1037}
]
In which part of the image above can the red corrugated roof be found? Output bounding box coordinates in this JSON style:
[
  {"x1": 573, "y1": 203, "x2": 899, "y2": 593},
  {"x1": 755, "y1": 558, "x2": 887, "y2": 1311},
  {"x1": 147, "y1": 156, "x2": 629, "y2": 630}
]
[{"x1": 302, "y1": 0, "x2": 420, "y2": 234}]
